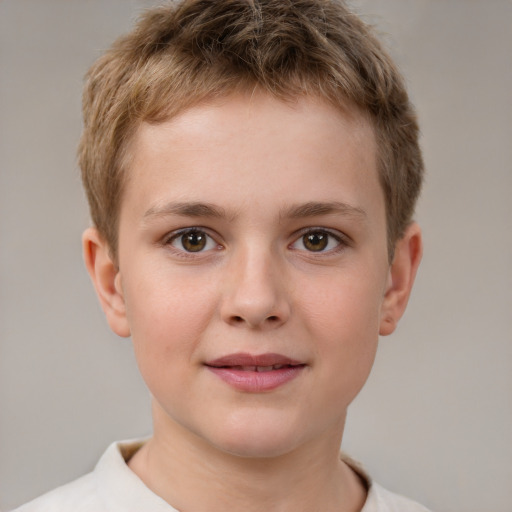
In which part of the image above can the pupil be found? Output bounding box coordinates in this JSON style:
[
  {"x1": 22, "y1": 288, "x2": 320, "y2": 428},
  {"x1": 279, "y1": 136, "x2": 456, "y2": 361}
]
[
  {"x1": 304, "y1": 232, "x2": 328, "y2": 251},
  {"x1": 182, "y1": 232, "x2": 206, "y2": 252}
]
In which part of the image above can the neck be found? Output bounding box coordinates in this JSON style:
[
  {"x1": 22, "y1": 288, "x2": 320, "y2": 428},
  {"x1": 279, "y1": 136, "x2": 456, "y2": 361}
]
[{"x1": 128, "y1": 401, "x2": 366, "y2": 512}]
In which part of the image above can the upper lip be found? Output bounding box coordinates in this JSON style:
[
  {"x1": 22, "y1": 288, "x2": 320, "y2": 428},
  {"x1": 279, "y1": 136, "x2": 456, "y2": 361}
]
[{"x1": 205, "y1": 353, "x2": 304, "y2": 368}]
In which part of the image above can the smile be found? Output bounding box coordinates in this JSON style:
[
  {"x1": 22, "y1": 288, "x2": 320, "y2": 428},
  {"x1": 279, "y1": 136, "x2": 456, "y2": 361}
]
[
  {"x1": 205, "y1": 353, "x2": 306, "y2": 392},
  {"x1": 227, "y1": 364, "x2": 292, "y2": 372}
]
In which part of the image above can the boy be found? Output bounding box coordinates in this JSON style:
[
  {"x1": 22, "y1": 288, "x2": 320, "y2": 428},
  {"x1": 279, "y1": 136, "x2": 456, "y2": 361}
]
[{"x1": 14, "y1": 0, "x2": 428, "y2": 510}]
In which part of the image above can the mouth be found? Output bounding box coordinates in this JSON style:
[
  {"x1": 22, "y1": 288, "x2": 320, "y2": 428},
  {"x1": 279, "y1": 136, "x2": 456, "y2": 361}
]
[
  {"x1": 204, "y1": 353, "x2": 306, "y2": 392},
  {"x1": 214, "y1": 364, "x2": 299, "y2": 372}
]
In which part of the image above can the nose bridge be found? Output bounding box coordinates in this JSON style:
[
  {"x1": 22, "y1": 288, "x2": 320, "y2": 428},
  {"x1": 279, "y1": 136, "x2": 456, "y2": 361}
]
[{"x1": 221, "y1": 240, "x2": 290, "y2": 328}]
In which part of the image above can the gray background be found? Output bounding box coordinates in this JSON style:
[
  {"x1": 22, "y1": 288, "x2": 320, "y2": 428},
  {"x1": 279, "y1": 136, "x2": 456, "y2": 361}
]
[{"x1": 1, "y1": 1, "x2": 511, "y2": 511}]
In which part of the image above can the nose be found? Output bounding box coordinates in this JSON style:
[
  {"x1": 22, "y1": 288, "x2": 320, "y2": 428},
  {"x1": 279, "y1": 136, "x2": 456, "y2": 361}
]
[{"x1": 220, "y1": 246, "x2": 291, "y2": 329}]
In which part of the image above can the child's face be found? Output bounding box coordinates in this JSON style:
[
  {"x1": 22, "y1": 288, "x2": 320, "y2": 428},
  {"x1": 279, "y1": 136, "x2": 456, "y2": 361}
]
[{"x1": 94, "y1": 92, "x2": 400, "y2": 457}]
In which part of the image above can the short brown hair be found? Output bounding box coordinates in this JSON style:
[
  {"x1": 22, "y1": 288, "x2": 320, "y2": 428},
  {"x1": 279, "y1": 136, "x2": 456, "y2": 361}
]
[{"x1": 79, "y1": 0, "x2": 423, "y2": 260}]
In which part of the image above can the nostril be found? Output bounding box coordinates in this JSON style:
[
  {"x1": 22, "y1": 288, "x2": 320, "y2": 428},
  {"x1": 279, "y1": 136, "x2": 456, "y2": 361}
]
[{"x1": 229, "y1": 314, "x2": 280, "y2": 325}]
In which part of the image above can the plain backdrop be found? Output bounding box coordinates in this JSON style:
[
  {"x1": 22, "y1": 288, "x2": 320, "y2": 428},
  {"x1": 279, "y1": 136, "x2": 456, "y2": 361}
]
[{"x1": 1, "y1": 1, "x2": 511, "y2": 511}]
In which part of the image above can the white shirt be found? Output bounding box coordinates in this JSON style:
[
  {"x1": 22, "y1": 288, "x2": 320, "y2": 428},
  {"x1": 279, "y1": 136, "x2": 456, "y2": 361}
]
[{"x1": 12, "y1": 440, "x2": 431, "y2": 512}]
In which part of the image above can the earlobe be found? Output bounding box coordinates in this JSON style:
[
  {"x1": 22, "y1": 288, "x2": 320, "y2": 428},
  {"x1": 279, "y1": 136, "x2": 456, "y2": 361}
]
[
  {"x1": 82, "y1": 228, "x2": 131, "y2": 338},
  {"x1": 379, "y1": 222, "x2": 423, "y2": 336}
]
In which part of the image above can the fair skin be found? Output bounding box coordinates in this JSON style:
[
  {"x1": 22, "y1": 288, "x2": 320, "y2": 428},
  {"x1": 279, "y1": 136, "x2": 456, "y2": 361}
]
[{"x1": 84, "y1": 92, "x2": 422, "y2": 512}]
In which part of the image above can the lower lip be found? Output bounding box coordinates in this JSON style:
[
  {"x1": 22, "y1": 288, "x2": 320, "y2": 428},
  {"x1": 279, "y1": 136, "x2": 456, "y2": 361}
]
[{"x1": 206, "y1": 366, "x2": 305, "y2": 392}]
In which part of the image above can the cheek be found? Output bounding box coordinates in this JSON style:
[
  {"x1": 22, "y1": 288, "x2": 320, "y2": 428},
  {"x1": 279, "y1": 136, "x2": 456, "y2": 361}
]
[
  {"x1": 122, "y1": 268, "x2": 218, "y2": 378},
  {"x1": 301, "y1": 270, "x2": 384, "y2": 339},
  {"x1": 299, "y1": 273, "x2": 383, "y2": 397}
]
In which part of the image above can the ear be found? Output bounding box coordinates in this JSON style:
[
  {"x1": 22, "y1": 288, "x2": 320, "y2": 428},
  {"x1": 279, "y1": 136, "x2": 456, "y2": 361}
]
[
  {"x1": 82, "y1": 227, "x2": 131, "y2": 338},
  {"x1": 379, "y1": 222, "x2": 423, "y2": 336}
]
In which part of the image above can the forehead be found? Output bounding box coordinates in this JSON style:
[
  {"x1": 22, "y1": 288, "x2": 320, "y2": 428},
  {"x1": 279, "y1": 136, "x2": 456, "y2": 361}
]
[
  {"x1": 122, "y1": 92, "x2": 381, "y2": 223},
  {"x1": 133, "y1": 91, "x2": 374, "y2": 156}
]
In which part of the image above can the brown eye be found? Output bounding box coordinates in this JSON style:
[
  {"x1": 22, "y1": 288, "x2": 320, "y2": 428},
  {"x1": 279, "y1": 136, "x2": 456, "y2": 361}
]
[
  {"x1": 302, "y1": 232, "x2": 329, "y2": 252},
  {"x1": 169, "y1": 229, "x2": 217, "y2": 253},
  {"x1": 181, "y1": 231, "x2": 207, "y2": 252},
  {"x1": 291, "y1": 229, "x2": 343, "y2": 253}
]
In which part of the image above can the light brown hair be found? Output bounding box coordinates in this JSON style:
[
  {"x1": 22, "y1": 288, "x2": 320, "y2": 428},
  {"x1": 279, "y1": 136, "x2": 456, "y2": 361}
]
[{"x1": 79, "y1": 0, "x2": 423, "y2": 260}]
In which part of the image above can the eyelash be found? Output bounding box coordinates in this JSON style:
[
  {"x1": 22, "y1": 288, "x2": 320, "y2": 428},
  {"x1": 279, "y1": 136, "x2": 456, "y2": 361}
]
[
  {"x1": 163, "y1": 228, "x2": 221, "y2": 257},
  {"x1": 289, "y1": 228, "x2": 349, "y2": 255},
  {"x1": 162, "y1": 227, "x2": 349, "y2": 256}
]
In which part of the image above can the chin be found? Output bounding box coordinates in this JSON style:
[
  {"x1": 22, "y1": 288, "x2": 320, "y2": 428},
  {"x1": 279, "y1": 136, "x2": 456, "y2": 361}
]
[
  {"x1": 214, "y1": 435, "x2": 300, "y2": 460},
  {"x1": 203, "y1": 413, "x2": 307, "y2": 460}
]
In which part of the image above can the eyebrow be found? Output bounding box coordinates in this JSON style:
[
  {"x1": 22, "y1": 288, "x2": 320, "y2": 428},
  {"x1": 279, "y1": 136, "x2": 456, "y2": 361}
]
[
  {"x1": 143, "y1": 201, "x2": 230, "y2": 221},
  {"x1": 280, "y1": 201, "x2": 367, "y2": 221},
  {"x1": 143, "y1": 200, "x2": 366, "y2": 222}
]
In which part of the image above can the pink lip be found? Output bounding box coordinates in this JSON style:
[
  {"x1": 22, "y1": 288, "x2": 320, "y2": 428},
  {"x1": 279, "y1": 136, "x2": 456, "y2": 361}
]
[{"x1": 205, "y1": 352, "x2": 306, "y2": 392}]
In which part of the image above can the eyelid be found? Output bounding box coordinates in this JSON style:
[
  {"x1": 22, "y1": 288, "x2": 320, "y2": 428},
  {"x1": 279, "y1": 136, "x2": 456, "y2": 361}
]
[
  {"x1": 159, "y1": 226, "x2": 350, "y2": 256},
  {"x1": 289, "y1": 227, "x2": 350, "y2": 253},
  {"x1": 162, "y1": 227, "x2": 222, "y2": 254}
]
